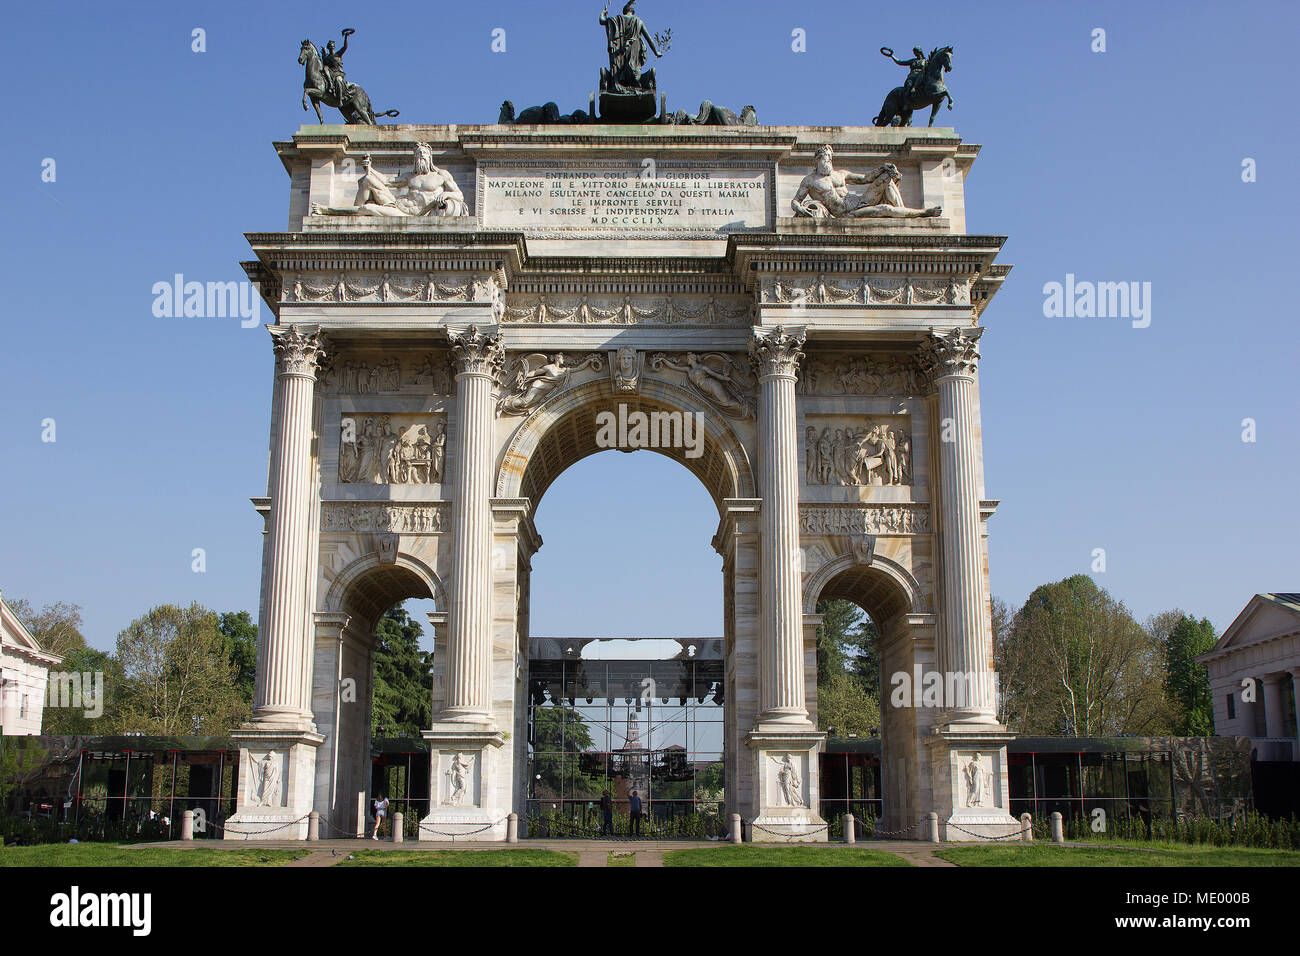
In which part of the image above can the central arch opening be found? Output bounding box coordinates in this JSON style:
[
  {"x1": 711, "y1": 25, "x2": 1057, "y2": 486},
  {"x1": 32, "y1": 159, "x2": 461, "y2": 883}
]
[{"x1": 511, "y1": 382, "x2": 752, "y2": 839}]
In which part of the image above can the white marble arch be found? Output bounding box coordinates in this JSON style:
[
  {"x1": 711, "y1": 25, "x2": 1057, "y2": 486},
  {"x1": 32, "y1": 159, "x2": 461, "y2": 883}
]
[
  {"x1": 313, "y1": 550, "x2": 449, "y2": 833},
  {"x1": 494, "y1": 375, "x2": 757, "y2": 510},
  {"x1": 799, "y1": 550, "x2": 934, "y2": 832},
  {"x1": 801, "y1": 551, "x2": 923, "y2": 621},
  {"x1": 322, "y1": 550, "x2": 448, "y2": 618}
]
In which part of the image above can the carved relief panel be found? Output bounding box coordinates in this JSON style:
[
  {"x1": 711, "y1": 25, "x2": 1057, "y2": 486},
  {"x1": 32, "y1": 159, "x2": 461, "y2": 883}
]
[
  {"x1": 339, "y1": 413, "x2": 448, "y2": 485},
  {"x1": 322, "y1": 351, "x2": 452, "y2": 396},
  {"x1": 804, "y1": 415, "x2": 912, "y2": 487},
  {"x1": 797, "y1": 352, "x2": 923, "y2": 396}
]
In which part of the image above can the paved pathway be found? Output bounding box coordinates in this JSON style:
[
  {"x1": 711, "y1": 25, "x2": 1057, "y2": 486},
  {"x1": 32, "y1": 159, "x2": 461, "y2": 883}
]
[{"x1": 577, "y1": 850, "x2": 607, "y2": 868}]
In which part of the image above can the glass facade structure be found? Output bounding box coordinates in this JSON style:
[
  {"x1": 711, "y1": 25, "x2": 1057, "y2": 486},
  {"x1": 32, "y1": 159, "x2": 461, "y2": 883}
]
[{"x1": 525, "y1": 639, "x2": 726, "y2": 838}]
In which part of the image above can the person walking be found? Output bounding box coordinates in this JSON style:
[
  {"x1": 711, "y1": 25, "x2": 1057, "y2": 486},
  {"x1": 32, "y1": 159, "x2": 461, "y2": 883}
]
[
  {"x1": 600, "y1": 789, "x2": 614, "y2": 837},
  {"x1": 629, "y1": 790, "x2": 643, "y2": 837},
  {"x1": 371, "y1": 794, "x2": 389, "y2": 840}
]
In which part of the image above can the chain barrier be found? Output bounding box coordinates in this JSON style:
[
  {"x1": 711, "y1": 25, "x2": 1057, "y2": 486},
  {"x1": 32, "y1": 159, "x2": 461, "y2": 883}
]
[
  {"x1": 416, "y1": 817, "x2": 509, "y2": 840},
  {"x1": 864, "y1": 818, "x2": 923, "y2": 839},
  {"x1": 944, "y1": 820, "x2": 1030, "y2": 842},
  {"x1": 208, "y1": 814, "x2": 311, "y2": 839},
  {"x1": 749, "y1": 820, "x2": 831, "y2": 842}
]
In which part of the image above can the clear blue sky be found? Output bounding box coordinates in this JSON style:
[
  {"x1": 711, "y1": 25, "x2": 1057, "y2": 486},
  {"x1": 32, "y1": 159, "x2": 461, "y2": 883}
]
[{"x1": 2, "y1": 0, "x2": 1296, "y2": 650}]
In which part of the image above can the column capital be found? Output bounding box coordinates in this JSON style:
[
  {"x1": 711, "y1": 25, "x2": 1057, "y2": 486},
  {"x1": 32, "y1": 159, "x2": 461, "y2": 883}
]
[
  {"x1": 920, "y1": 326, "x2": 984, "y2": 384},
  {"x1": 448, "y1": 324, "x2": 505, "y2": 378},
  {"x1": 269, "y1": 324, "x2": 329, "y2": 380},
  {"x1": 749, "y1": 325, "x2": 807, "y2": 380}
]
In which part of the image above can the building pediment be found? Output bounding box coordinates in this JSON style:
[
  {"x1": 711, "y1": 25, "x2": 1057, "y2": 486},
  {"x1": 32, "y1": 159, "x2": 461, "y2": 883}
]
[{"x1": 1202, "y1": 593, "x2": 1300, "y2": 661}]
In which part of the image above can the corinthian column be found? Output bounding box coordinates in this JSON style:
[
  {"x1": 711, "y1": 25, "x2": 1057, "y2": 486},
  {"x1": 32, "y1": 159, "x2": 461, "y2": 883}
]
[
  {"x1": 254, "y1": 324, "x2": 328, "y2": 727},
  {"x1": 922, "y1": 327, "x2": 997, "y2": 724},
  {"x1": 750, "y1": 326, "x2": 810, "y2": 726},
  {"x1": 442, "y1": 325, "x2": 504, "y2": 724}
]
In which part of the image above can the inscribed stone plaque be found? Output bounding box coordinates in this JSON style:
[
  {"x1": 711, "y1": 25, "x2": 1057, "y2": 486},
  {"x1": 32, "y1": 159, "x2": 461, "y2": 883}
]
[{"x1": 479, "y1": 161, "x2": 771, "y2": 236}]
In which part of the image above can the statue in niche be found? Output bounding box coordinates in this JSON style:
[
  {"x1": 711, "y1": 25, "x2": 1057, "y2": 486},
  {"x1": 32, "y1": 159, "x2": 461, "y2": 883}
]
[
  {"x1": 432, "y1": 423, "x2": 446, "y2": 481},
  {"x1": 791, "y1": 145, "x2": 942, "y2": 219},
  {"x1": 498, "y1": 353, "x2": 604, "y2": 416},
  {"x1": 298, "y1": 29, "x2": 399, "y2": 125},
  {"x1": 963, "y1": 753, "x2": 990, "y2": 808},
  {"x1": 249, "y1": 751, "x2": 281, "y2": 808},
  {"x1": 312, "y1": 145, "x2": 468, "y2": 218},
  {"x1": 773, "y1": 754, "x2": 805, "y2": 808},
  {"x1": 448, "y1": 753, "x2": 472, "y2": 806},
  {"x1": 648, "y1": 352, "x2": 753, "y2": 419}
]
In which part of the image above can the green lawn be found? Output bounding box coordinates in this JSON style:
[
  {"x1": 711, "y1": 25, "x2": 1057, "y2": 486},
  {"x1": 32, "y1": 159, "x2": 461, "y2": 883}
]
[
  {"x1": 336, "y1": 848, "x2": 577, "y2": 867},
  {"x1": 0, "y1": 844, "x2": 299, "y2": 867},
  {"x1": 664, "y1": 845, "x2": 912, "y2": 867},
  {"x1": 936, "y1": 841, "x2": 1300, "y2": 867}
]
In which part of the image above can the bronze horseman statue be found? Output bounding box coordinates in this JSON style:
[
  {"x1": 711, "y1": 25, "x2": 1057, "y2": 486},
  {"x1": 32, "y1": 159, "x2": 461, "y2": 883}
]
[
  {"x1": 299, "y1": 28, "x2": 399, "y2": 125},
  {"x1": 872, "y1": 45, "x2": 954, "y2": 127}
]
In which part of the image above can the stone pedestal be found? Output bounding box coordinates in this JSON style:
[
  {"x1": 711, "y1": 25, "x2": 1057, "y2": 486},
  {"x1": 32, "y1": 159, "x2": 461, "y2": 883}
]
[
  {"x1": 223, "y1": 729, "x2": 324, "y2": 840},
  {"x1": 925, "y1": 729, "x2": 1019, "y2": 841},
  {"x1": 745, "y1": 728, "x2": 828, "y2": 842},
  {"x1": 418, "y1": 725, "x2": 508, "y2": 841}
]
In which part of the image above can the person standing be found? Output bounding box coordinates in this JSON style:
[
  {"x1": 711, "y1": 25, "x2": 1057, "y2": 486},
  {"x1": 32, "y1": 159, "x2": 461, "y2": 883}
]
[
  {"x1": 371, "y1": 794, "x2": 389, "y2": 840},
  {"x1": 600, "y1": 789, "x2": 614, "y2": 837},
  {"x1": 629, "y1": 790, "x2": 643, "y2": 837}
]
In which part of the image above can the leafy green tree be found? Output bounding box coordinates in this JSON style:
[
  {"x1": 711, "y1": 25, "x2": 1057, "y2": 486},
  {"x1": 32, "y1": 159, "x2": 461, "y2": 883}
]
[
  {"x1": 370, "y1": 606, "x2": 432, "y2": 737},
  {"x1": 1162, "y1": 615, "x2": 1218, "y2": 736},
  {"x1": 815, "y1": 599, "x2": 881, "y2": 734},
  {"x1": 217, "y1": 611, "x2": 258, "y2": 707},
  {"x1": 111, "y1": 603, "x2": 250, "y2": 735},
  {"x1": 530, "y1": 704, "x2": 603, "y2": 798},
  {"x1": 6, "y1": 598, "x2": 88, "y2": 659},
  {"x1": 996, "y1": 575, "x2": 1174, "y2": 736}
]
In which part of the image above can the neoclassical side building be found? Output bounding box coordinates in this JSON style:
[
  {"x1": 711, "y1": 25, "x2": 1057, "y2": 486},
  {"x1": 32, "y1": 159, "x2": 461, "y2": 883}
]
[
  {"x1": 228, "y1": 121, "x2": 1013, "y2": 840},
  {"x1": 0, "y1": 591, "x2": 62, "y2": 735}
]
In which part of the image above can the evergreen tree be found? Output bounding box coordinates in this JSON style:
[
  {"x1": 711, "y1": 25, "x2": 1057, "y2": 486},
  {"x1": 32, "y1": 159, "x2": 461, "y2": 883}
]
[{"x1": 370, "y1": 606, "x2": 433, "y2": 736}]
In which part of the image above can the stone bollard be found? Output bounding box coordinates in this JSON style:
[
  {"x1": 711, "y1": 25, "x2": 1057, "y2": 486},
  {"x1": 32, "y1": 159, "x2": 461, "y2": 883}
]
[
  {"x1": 1051, "y1": 812, "x2": 1064, "y2": 845},
  {"x1": 307, "y1": 811, "x2": 320, "y2": 842},
  {"x1": 357, "y1": 792, "x2": 367, "y2": 839},
  {"x1": 507, "y1": 813, "x2": 518, "y2": 843},
  {"x1": 1020, "y1": 813, "x2": 1033, "y2": 843},
  {"x1": 730, "y1": 813, "x2": 743, "y2": 844},
  {"x1": 392, "y1": 812, "x2": 404, "y2": 843},
  {"x1": 927, "y1": 812, "x2": 940, "y2": 844},
  {"x1": 181, "y1": 810, "x2": 194, "y2": 841},
  {"x1": 844, "y1": 813, "x2": 856, "y2": 845}
]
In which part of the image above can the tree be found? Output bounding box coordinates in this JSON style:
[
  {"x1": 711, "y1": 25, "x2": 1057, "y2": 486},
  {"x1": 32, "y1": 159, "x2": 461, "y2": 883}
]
[
  {"x1": 6, "y1": 598, "x2": 87, "y2": 659},
  {"x1": 815, "y1": 599, "x2": 881, "y2": 734},
  {"x1": 112, "y1": 603, "x2": 250, "y2": 735},
  {"x1": 1162, "y1": 615, "x2": 1218, "y2": 736},
  {"x1": 217, "y1": 611, "x2": 258, "y2": 707},
  {"x1": 370, "y1": 606, "x2": 433, "y2": 737},
  {"x1": 995, "y1": 575, "x2": 1174, "y2": 736}
]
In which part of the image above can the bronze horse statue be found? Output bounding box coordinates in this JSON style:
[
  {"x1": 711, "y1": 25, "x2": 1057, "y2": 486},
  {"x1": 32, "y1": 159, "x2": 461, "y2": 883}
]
[
  {"x1": 299, "y1": 38, "x2": 398, "y2": 125},
  {"x1": 873, "y1": 47, "x2": 954, "y2": 127}
]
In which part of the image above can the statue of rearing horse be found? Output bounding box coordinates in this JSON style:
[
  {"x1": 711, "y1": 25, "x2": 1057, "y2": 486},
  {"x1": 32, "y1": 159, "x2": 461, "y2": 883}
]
[
  {"x1": 872, "y1": 46, "x2": 954, "y2": 128},
  {"x1": 299, "y1": 32, "x2": 398, "y2": 126}
]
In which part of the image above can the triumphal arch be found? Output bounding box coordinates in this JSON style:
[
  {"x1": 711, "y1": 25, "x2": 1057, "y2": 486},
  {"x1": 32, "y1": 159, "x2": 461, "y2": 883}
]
[{"x1": 227, "y1": 27, "x2": 1012, "y2": 842}]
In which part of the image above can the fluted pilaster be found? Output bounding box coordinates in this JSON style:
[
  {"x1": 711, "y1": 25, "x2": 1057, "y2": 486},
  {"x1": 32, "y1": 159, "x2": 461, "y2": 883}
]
[
  {"x1": 751, "y1": 326, "x2": 809, "y2": 725},
  {"x1": 442, "y1": 325, "x2": 504, "y2": 723},
  {"x1": 254, "y1": 325, "x2": 328, "y2": 727},
  {"x1": 922, "y1": 327, "x2": 996, "y2": 722}
]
